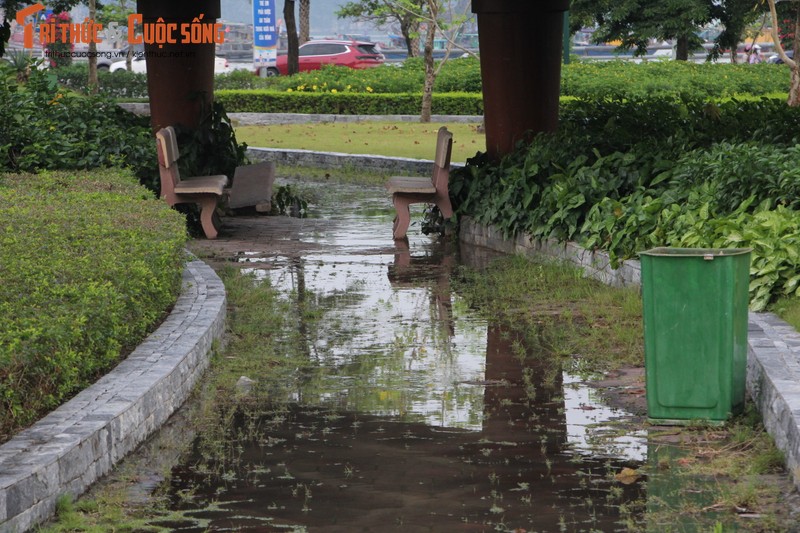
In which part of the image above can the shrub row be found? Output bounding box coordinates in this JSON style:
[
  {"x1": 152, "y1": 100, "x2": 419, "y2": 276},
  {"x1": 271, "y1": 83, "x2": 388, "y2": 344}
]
[
  {"x1": 561, "y1": 60, "x2": 790, "y2": 99},
  {"x1": 57, "y1": 57, "x2": 792, "y2": 103},
  {"x1": 451, "y1": 96, "x2": 800, "y2": 310},
  {"x1": 0, "y1": 169, "x2": 187, "y2": 442},
  {"x1": 218, "y1": 58, "x2": 789, "y2": 98},
  {"x1": 215, "y1": 89, "x2": 483, "y2": 115},
  {"x1": 56, "y1": 64, "x2": 149, "y2": 98}
]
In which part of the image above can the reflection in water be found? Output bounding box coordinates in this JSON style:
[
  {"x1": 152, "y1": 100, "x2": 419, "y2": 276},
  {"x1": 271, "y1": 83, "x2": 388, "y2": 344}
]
[{"x1": 160, "y1": 184, "x2": 648, "y2": 531}]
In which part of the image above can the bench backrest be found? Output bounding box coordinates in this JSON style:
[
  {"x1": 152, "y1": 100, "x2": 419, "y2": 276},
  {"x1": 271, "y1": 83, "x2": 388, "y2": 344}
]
[
  {"x1": 155, "y1": 126, "x2": 181, "y2": 199},
  {"x1": 432, "y1": 126, "x2": 453, "y2": 193}
]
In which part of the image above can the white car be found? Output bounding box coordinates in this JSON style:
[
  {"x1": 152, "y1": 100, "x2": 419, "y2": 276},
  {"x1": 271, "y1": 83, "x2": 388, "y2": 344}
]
[{"x1": 110, "y1": 55, "x2": 229, "y2": 74}]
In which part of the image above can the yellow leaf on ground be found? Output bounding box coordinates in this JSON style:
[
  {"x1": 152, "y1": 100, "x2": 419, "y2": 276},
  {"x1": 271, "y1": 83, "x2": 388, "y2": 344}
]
[{"x1": 615, "y1": 467, "x2": 641, "y2": 484}]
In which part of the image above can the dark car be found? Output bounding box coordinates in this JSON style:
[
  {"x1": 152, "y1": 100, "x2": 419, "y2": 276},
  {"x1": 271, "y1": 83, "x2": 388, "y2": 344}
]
[{"x1": 263, "y1": 39, "x2": 384, "y2": 76}]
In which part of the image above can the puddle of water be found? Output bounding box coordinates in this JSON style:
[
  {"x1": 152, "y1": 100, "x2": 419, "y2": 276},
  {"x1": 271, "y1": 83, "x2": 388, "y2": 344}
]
[{"x1": 157, "y1": 183, "x2": 661, "y2": 531}]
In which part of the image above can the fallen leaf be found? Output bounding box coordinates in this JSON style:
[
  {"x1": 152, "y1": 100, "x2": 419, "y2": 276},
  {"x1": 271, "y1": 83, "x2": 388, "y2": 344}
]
[{"x1": 614, "y1": 467, "x2": 641, "y2": 484}]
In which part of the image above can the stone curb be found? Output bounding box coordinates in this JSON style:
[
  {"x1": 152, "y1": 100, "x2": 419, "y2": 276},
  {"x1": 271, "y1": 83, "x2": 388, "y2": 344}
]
[
  {"x1": 459, "y1": 217, "x2": 800, "y2": 488},
  {"x1": 115, "y1": 104, "x2": 483, "y2": 125},
  {"x1": 0, "y1": 260, "x2": 226, "y2": 533},
  {"x1": 247, "y1": 146, "x2": 467, "y2": 175},
  {"x1": 229, "y1": 112, "x2": 484, "y2": 126}
]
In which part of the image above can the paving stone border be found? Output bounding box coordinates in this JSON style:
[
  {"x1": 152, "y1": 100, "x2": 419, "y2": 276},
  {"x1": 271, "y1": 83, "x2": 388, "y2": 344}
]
[
  {"x1": 0, "y1": 260, "x2": 226, "y2": 533},
  {"x1": 459, "y1": 216, "x2": 800, "y2": 488}
]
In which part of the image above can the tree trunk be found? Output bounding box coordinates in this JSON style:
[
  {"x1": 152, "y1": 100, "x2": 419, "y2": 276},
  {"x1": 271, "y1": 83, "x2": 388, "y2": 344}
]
[
  {"x1": 675, "y1": 35, "x2": 689, "y2": 61},
  {"x1": 299, "y1": 0, "x2": 310, "y2": 44},
  {"x1": 789, "y1": 67, "x2": 800, "y2": 106},
  {"x1": 401, "y1": 19, "x2": 420, "y2": 58},
  {"x1": 284, "y1": 0, "x2": 299, "y2": 74},
  {"x1": 88, "y1": 0, "x2": 98, "y2": 93},
  {"x1": 420, "y1": 2, "x2": 438, "y2": 123}
]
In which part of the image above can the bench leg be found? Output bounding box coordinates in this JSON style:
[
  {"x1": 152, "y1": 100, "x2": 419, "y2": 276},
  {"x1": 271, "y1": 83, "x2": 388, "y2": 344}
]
[
  {"x1": 392, "y1": 196, "x2": 412, "y2": 240},
  {"x1": 198, "y1": 197, "x2": 221, "y2": 239},
  {"x1": 436, "y1": 194, "x2": 454, "y2": 220}
]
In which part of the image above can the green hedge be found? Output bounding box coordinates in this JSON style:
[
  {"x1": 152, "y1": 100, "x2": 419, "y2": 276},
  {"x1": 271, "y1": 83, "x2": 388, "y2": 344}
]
[
  {"x1": 0, "y1": 169, "x2": 187, "y2": 442},
  {"x1": 216, "y1": 89, "x2": 483, "y2": 115},
  {"x1": 561, "y1": 61, "x2": 790, "y2": 99},
  {"x1": 56, "y1": 64, "x2": 149, "y2": 99}
]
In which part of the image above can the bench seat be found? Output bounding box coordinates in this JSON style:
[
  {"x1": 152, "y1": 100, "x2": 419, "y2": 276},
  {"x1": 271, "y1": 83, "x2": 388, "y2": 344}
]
[
  {"x1": 175, "y1": 175, "x2": 229, "y2": 195},
  {"x1": 385, "y1": 177, "x2": 437, "y2": 195},
  {"x1": 156, "y1": 126, "x2": 229, "y2": 239},
  {"x1": 385, "y1": 126, "x2": 453, "y2": 240}
]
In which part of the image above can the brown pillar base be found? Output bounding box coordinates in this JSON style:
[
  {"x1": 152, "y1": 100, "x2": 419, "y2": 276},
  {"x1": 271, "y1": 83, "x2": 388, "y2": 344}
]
[
  {"x1": 137, "y1": 0, "x2": 221, "y2": 131},
  {"x1": 473, "y1": 0, "x2": 568, "y2": 159}
]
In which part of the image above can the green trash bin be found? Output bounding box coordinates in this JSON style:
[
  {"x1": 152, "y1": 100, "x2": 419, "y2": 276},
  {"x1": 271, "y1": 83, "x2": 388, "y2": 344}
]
[{"x1": 639, "y1": 247, "x2": 751, "y2": 425}]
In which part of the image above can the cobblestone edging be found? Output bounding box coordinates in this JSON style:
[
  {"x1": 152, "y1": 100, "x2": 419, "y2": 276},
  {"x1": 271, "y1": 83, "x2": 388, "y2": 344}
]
[
  {"x1": 459, "y1": 216, "x2": 800, "y2": 487},
  {"x1": 0, "y1": 260, "x2": 226, "y2": 533}
]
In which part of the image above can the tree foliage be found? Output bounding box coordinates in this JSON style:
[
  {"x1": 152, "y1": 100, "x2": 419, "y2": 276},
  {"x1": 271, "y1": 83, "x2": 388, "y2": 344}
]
[
  {"x1": 1, "y1": 0, "x2": 82, "y2": 57},
  {"x1": 570, "y1": 0, "x2": 720, "y2": 60},
  {"x1": 336, "y1": 0, "x2": 424, "y2": 57}
]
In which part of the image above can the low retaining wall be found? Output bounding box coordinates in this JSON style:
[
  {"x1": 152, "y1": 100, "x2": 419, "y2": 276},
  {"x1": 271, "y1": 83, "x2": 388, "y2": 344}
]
[
  {"x1": 459, "y1": 216, "x2": 800, "y2": 486},
  {"x1": 116, "y1": 104, "x2": 483, "y2": 126},
  {"x1": 247, "y1": 146, "x2": 450, "y2": 175},
  {"x1": 0, "y1": 260, "x2": 226, "y2": 532}
]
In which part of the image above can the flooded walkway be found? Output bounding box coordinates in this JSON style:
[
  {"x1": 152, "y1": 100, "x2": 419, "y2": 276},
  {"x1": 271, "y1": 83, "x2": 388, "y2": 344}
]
[{"x1": 175, "y1": 182, "x2": 652, "y2": 532}]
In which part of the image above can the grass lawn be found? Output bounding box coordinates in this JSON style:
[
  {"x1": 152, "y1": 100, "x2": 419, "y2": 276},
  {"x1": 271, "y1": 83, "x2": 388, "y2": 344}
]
[{"x1": 233, "y1": 121, "x2": 486, "y2": 162}]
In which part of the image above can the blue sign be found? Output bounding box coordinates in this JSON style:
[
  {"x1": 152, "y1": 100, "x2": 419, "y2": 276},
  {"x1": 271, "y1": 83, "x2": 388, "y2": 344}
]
[{"x1": 253, "y1": 0, "x2": 278, "y2": 68}]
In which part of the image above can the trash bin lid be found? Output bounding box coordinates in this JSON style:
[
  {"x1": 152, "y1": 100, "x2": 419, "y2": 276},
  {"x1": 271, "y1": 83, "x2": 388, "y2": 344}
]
[{"x1": 639, "y1": 247, "x2": 752, "y2": 257}]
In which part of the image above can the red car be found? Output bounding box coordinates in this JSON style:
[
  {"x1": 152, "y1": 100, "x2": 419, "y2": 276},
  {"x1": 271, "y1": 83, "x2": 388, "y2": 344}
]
[{"x1": 265, "y1": 40, "x2": 384, "y2": 76}]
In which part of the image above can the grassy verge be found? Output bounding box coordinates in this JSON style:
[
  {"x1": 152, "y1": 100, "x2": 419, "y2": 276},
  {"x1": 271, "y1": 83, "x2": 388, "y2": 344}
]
[
  {"x1": 454, "y1": 254, "x2": 644, "y2": 373},
  {"x1": 235, "y1": 121, "x2": 485, "y2": 162}
]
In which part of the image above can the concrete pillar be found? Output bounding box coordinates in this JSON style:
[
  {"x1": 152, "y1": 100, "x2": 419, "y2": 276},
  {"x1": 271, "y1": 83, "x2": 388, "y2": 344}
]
[
  {"x1": 137, "y1": 0, "x2": 221, "y2": 131},
  {"x1": 472, "y1": 0, "x2": 569, "y2": 159}
]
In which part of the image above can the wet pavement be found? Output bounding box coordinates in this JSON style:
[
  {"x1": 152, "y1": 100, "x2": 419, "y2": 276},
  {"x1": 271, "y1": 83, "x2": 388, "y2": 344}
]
[{"x1": 170, "y1": 182, "x2": 654, "y2": 532}]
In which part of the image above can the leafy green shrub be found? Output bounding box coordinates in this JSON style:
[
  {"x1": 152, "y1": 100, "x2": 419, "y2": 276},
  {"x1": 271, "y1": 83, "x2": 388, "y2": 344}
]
[
  {"x1": 0, "y1": 67, "x2": 157, "y2": 191},
  {"x1": 0, "y1": 169, "x2": 187, "y2": 442},
  {"x1": 218, "y1": 58, "x2": 482, "y2": 94},
  {"x1": 216, "y1": 59, "x2": 787, "y2": 99},
  {"x1": 216, "y1": 89, "x2": 483, "y2": 115},
  {"x1": 56, "y1": 63, "x2": 149, "y2": 99},
  {"x1": 452, "y1": 96, "x2": 800, "y2": 310},
  {"x1": 561, "y1": 61, "x2": 790, "y2": 99}
]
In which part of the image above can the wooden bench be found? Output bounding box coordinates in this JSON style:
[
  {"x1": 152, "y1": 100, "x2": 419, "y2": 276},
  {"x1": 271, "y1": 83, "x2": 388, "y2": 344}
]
[
  {"x1": 156, "y1": 126, "x2": 229, "y2": 239},
  {"x1": 385, "y1": 126, "x2": 454, "y2": 240}
]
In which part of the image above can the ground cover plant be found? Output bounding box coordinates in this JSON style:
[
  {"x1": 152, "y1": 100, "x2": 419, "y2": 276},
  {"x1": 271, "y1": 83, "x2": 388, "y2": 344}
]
[
  {"x1": 235, "y1": 121, "x2": 484, "y2": 161},
  {"x1": 450, "y1": 96, "x2": 800, "y2": 311},
  {"x1": 0, "y1": 169, "x2": 187, "y2": 442}
]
